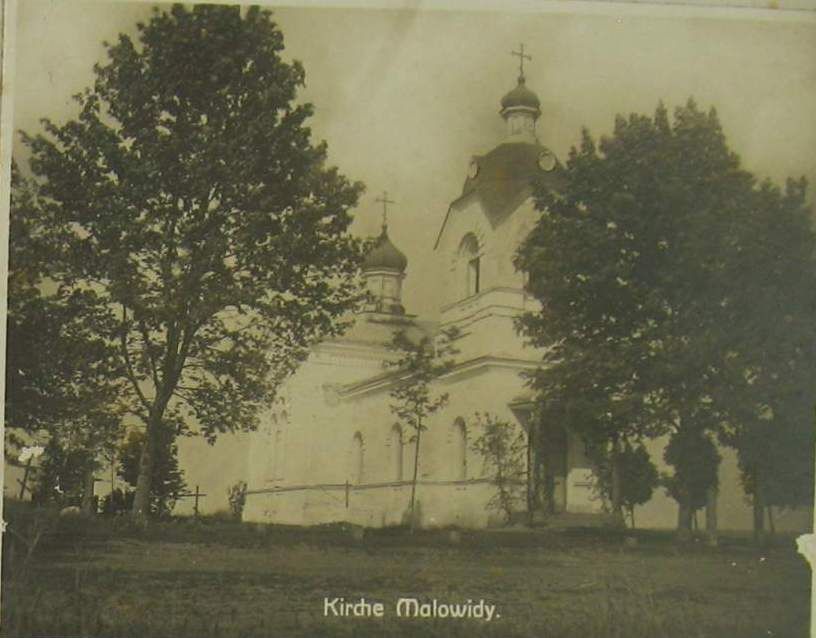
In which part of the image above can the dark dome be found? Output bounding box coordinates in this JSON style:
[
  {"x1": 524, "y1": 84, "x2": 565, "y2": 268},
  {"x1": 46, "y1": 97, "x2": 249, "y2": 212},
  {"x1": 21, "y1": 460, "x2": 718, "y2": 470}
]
[
  {"x1": 363, "y1": 226, "x2": 407, "y2": 272},
  {"x1": 500, "y1": 77, "x2": 541, "y2": 111}
]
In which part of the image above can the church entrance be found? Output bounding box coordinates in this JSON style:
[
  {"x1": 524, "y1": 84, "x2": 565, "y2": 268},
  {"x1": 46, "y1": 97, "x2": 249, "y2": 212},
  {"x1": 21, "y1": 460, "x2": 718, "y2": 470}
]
[{"x1": 511, "y1": 402, "x2": 573, "y2": 518}]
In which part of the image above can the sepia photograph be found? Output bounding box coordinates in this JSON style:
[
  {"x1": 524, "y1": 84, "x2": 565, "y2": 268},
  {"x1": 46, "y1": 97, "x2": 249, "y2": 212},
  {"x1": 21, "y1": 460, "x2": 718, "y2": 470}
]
[{"x1": 2, "y1": 0, "x2": 816, "y2": 636}]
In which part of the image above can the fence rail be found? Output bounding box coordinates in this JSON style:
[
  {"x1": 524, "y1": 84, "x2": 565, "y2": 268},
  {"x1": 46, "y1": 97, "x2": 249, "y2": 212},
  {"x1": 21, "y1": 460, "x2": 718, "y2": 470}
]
[{"x1": 246, "y1": 477, "x2": 495, "y2": 497}]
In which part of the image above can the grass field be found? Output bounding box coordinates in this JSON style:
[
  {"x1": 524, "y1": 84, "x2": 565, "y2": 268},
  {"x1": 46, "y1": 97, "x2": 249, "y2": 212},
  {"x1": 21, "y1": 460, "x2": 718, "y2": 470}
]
[{"x1": 1, "y1": 506, "x2": 810, "y2": 638}]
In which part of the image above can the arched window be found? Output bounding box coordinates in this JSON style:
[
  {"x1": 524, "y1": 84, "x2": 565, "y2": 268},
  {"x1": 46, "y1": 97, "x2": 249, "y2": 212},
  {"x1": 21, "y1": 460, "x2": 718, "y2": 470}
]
[
  {"x1": 391, "y1": 424, "x2": 404, "y2": 482},
  {"x1": 351, "y1": 432, "x2": 364, "y2": 484},
  {"x1": 453, "y1": 417, "x2": 467, "y2": 480},
  {"x1": 459, "y1": 234, "x2": 480, "y2": 298}
]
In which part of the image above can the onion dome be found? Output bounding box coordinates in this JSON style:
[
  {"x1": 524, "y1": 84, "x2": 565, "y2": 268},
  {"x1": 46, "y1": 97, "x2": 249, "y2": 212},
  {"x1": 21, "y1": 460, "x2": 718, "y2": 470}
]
[
  {"x1": 500, "y1": 76, "x2": 541, "y2": 112},
  {"x1": 363, "y1": 226, "x2": 407, "y2": 273}
]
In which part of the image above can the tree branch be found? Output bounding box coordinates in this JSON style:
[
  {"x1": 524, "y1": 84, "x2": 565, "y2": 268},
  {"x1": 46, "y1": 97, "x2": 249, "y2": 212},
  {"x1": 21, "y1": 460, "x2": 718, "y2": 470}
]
[
  {"x1": 119, "y1": 305, "x2": 153, "y2": 415},
  {"x1": 138, "y1": 319, "x2": 161, "y2": 390}
]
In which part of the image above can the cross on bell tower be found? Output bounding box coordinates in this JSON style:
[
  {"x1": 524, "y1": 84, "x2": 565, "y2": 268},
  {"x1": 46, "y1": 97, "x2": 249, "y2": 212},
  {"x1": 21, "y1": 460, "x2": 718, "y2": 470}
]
[
  {"x1": 375, "y1": 191, "x2": 396, "y2": 230},
  {"x1": 511, "y1": 43, "x2": 531, "y2": 81}
]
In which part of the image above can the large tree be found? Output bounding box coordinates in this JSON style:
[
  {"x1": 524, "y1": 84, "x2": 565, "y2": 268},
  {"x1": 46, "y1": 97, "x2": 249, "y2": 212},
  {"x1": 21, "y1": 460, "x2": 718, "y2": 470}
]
[
  {"x1": 21, "y1": 4, "x2": 365, "y2": 521},
  {"x1": 715, "y1": 176, "x2": 816, "y2": 541},
  {"x1": 516, "y1": 100, "x2": 816, "y2": 532}
]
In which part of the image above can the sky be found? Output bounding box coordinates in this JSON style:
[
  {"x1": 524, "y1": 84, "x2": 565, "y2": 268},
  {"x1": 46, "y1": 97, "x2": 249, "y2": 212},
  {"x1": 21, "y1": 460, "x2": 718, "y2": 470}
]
[{"x1": 9, "y1": 0, "x2": 816, "y2": 318}]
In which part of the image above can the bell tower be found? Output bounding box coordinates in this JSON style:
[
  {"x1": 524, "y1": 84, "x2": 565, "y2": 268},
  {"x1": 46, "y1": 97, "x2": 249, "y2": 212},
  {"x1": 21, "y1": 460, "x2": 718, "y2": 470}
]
[
  {"x1": 501, "y1": 44, "x2": 541, "y2": 143},
  {"x1": 433, "y1": 46, "x2": 558, "y2": 363}
]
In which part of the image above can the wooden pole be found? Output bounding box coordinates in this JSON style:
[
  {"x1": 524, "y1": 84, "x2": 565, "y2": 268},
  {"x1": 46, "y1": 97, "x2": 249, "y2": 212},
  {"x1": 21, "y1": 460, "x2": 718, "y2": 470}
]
[
  {"x1": 193, "y1": 485, "x2": 200, "y2": 517},
  {"x1": 409, "y1": 424, "x2": 422, "y2": 533}
]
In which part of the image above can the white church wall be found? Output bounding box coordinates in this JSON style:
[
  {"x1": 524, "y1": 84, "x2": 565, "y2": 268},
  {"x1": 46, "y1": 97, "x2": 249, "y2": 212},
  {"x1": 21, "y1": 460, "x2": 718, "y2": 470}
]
[
  {"x1": 440, "y1": 289, "x2": 541, "y2": 365},
  {"x1": 175, "y1": 431, "x2": 252, "y2": 516},
  {"x1": 628, "y1": 435, "x2": 813, "y2": 532},
  {"x1": 239, "y1": 345, "x2": 539, "y2": 528}
]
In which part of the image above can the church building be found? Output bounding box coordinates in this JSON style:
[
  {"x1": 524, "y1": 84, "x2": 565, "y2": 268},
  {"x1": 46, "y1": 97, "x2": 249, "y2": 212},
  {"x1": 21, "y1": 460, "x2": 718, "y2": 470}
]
[{"x1": 176, "y1": 63, "x2": 810, "y2": 533}]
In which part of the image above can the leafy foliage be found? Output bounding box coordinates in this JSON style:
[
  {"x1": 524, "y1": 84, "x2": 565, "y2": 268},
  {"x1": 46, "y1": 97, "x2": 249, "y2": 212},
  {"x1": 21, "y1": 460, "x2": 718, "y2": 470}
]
[
  {"x1": 516, "y1": 99, "x2": 816, "y2": 530},
  {"x1": 471, "y1": 412, "x2": 526, "y2": 524},
  {"x1": 386, "y1": 328, "x2": 459, "y2": 436},
  {"x1": 6, "y1": 163, "x2": 125, "y2": 500},
  {"x1": 715, "y1": 175, "x2": 816, "y2": 517},
  {"x1": 30, "y1": 439, "x2": 94, "y2": 507},
  {"x1": 662, "y1": 428, "x2": 720, "y2": 517},
  {"x1": 20, "y1": 4, "x2": 366, "y2": 518}
]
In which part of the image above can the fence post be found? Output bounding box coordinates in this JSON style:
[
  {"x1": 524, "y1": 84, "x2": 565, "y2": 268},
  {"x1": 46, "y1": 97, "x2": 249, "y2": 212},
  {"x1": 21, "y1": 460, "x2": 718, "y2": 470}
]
[{"x1": 345, "y1": 480, "x2": 349, "y2": 509}]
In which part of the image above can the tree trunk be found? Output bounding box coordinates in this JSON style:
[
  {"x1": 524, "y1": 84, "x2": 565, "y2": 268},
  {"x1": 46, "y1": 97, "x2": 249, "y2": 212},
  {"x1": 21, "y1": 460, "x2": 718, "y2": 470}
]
[
  {"x1": 132, "y1": 414, "x2": 160, "y2": 523},
  {"x1": 753, "y1": 497, "x2": 766, "y2": 545},
  {"x1": 705, "y1": 486, "x2": 718, "y2": 546},
  {"x1": 81, "y1": 465, "x2": 96, "y2": 515},
  {"x1": 753, "y1": 468, "x2": 767, "y2": 546},
  {"x1": 677, "y1": 500, "x2": 693, "y2": 541},
  {"x1": 526, "y1": 423, "x2": 535, "y2": 526},
  {"x1": 609, "y1": 439, "x2": 625, "y2": 528},
  {"x1": 132, "y1": 389, "x2": 175, "y2": 523},
  {"x1": 409, "y1": 422, "x2": 422, "y2": 534},
  {"x1": 767, "y1": 505, "x2": 776, "y2": 539}
]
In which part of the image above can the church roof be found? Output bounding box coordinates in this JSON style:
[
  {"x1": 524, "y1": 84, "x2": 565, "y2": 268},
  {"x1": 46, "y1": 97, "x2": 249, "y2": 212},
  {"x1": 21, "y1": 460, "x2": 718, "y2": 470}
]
[
  {"x1": 500, "y1": 76, "x2": 541, "y2": 111},
  {"x1": 363, "y1": 226, "x2": 408, "y2": 272},
  {"x1": 458, "y1": 142, "x2": 564, "y2": 221}
]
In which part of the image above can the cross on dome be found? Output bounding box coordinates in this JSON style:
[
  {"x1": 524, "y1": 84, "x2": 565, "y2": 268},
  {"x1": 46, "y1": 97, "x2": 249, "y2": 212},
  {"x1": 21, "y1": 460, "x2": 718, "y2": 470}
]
[
  {"x1": 510, "y1": 43, "x2": 531, "y2": 81},
  {"x1": 375, "y1": 190, "x2": 396, "y2": 230}
]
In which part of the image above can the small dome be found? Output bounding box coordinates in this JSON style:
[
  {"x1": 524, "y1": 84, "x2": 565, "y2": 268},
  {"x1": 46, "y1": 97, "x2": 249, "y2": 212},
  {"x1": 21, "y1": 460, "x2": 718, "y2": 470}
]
[
  {"x1": 363, "y1": 226, "x2": 407, "y2": 272},
  {"x1": 500, "y1": 76, "x2": 541, "y2": 111}
]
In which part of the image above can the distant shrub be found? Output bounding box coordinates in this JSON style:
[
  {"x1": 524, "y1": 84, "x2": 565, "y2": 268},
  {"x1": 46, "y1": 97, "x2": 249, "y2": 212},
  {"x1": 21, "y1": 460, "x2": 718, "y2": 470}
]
[
  {"x1": 227, "y1": 481, "x2": 248, "y2": 521},
  {"x1": 471, "y1": 412, "x2": 526, "y2": 525},
  {"x1": 100, "y1": 488, "x2": 134, "y2": 516},
  {"x1": 592, "y1": 440, "x2": 659, "y2": 528}
]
